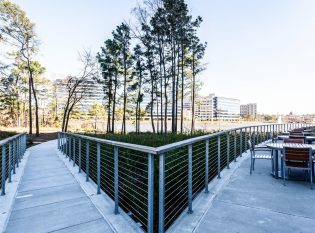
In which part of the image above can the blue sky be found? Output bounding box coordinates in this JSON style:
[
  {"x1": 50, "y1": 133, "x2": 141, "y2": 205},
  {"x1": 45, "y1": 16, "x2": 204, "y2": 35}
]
[{"x1": 12, "y1": 0, "x2": 315, "y2": 115}]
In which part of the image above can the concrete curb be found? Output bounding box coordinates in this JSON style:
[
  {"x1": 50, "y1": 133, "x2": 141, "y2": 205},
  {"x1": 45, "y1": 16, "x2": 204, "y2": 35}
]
[
  {"x1": 56, "y1": 147, "x2": 144, "y2": 233},
  {"x1": 0, "y1": 150, "x2": 30, "y2": 233}
]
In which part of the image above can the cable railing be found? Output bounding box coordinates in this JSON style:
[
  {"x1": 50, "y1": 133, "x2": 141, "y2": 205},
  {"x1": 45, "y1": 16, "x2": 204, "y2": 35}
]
[
  {"x1": 58, "y1": 123, "x2": 312, "y2": 233},
  {"x1": 0, "y1": 133, "x2": 27, "y2": 196}
]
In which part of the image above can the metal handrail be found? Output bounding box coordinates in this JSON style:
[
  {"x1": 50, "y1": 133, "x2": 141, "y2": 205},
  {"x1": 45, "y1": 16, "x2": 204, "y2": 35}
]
[
  {"x1": 0, "y1": 133, "x2": 26, "y2": 146},
  {"x1": 57, "y1": 123, "x2": 313, "y2": 233},
  {"x1": 0, "y1": 133, "x2": 27, "y2": 196},
  {"x1": 60, "y1": 123, "x2": 311, "y2": 155},
  {"x1": 63, "y1": 132, "x2": 158, "y2": 154}
]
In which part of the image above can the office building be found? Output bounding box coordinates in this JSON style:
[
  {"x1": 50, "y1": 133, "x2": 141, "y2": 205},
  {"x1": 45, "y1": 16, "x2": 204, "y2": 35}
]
[
  {"x1": 213, "y1": 96, "x2": 240, "y2": 121},
  {"x1": 55, "y1": 77, "x2": 104, "y2": 112},
  {"x1": 240, "y1": 103, "x2": 257, "y2": 118}
]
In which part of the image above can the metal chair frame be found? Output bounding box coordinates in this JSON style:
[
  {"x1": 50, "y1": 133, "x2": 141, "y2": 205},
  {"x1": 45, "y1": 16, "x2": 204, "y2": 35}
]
[{"x1": 248, "y1": 139, "x2": 274, "y2": 174}]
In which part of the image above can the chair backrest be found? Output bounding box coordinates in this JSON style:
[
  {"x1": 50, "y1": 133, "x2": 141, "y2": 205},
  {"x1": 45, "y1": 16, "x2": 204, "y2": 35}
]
[
  {"x1": 289, "y1": 135, "x2": 306, "y2": 143},
  {"x1": 248, "y1": 139, "x2": 254, "y2": 152},
  {"x1": 290, "y1": 132, "x2": 303, "y2": 136},
  {"x1": 284, "y1": 138, "x2": 305, "y2": 144},
  {"x1": 283, "y1": 147, "x2": 311, "y2": 166}
]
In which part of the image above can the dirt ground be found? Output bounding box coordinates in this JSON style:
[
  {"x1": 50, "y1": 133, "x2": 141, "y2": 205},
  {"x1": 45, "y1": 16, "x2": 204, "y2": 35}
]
[{"x1": 28, "y1": 132, "x2": 58, "y2": 144}]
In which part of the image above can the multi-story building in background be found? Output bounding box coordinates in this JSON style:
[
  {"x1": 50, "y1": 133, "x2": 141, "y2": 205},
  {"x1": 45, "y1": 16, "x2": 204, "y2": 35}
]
[
  {"x1": 213, "y1": 96, "x2": 240, "y2": 121},
  {"x1": 141, "y1": 93, "x2": 240, "y2": 121},
  {"x1": 195, "y1": 94, "x2": 215, "y2": 121},
  {"x1": 240, "y1": 103, "x2": 257, "y2": 118},
  {"x1": 55, "y1": 78, "x2": 104, "y2": 112}
]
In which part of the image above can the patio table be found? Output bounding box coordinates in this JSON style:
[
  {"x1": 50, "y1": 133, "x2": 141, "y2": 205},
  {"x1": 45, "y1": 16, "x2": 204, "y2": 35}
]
[
  {"x1": 304, "y1": 129, "x2": 313, "y2": 133},
  {"x1": 266, "y1": 143, "x2": 315, "y2": 179}
]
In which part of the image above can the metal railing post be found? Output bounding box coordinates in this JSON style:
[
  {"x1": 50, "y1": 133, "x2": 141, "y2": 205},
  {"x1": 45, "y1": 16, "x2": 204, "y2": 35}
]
[
  {"x1": 256, "y1": 126, "x2": 259, "y2": 145},
  {"x1": 205, "y1": 139, "x2": 210, "y2": 191},
  {"x1": 13, "y1": 140, "x2": 16, "y2": 174},
  {"x1": 17, "y1": 137, "x2": 21, "y2": 163},
  {"x1": 245, "y1": 128, "x2": 247, "y2": 151},
  {"x1": 217, "y1": 137, "x2": 221, "y2": 179},
  {"x1": 23, "y1": 134, "x2": 26, "y2": 154},
  {"x1": 78, "y1": 139, "x2": 82, "y2": 173},
  {"x1": 272, "y1": 125, "x2": 275, "y2": 140},
  {"x1": 86, "y1": 141, "x2": 90, "y2": 182},
  {"x1": 148, "y1": 153, "x2": 154, "y2": 233},
  {"x1": 8, "y1": 141, "x2": 12, "y2": 183},
  {"x1": 114, "y1": 146, "x2": 119, "y2": 214},
  {"x1": 1, "y1": 144, "x2": 6, "y2": 195},
  {"x1": 97, "y1": 143, "x2": 101, "y2": 194},
  {"x1": 73, "y1": 137, "x2": 76, "y2": 167},
  {"x1": 69, "y1": 137, "x2": 72, "y2": 162},
  {"x1": 234, "y1": 130, "x2": 237, "y2": 162},
  {"x1": 226, "y1": 133, "x2": 230, "y2": 169},
  {"x1": 62, "y1": 134, "x2": 65, "y2": 154},
  {"x1": 263, "y1": 125, "x2": 265, "y2": 141},
  {"x1": 58, "y1": 133, "x2": 60, "y2": 150},
  {"x1": 240, "y1": 129, "x2": 242, "y2": 157},
  {"x1": 188, "y1": 144, "x2": 193, "y2": 214},
  {"x1": 15, "y1": 140, "x2": 19, "y2": 168},
  {"x1": 65, "y1": 135, "x2": 68, "y2": 157},
  {"x1": 159, "y1": 153, "x2": 165, "y2": 233}
]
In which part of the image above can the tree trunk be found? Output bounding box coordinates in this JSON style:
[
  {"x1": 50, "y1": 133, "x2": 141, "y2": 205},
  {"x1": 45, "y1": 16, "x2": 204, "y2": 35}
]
[
  {"x1": 171, "y1": 42, "x2": 176, "y2": 133},
  {"x1": 180, "y1": 41, "x2": 184, "y2": 134},
  {"x1": 28, "y1": 71, "x2": 32, "y2": 135},
  {"x1": 191, "y1": 53, "x2": 196, "y2": 134},
  {"x1": 31, "y1": 78, "x2": 40, "y2": 137},
  {"x1": 122, "y1": 46, "x2": 127, "y2": 135},
  {"x1": 62, "y1": 101, "x2": 70, "y2": 132},
  {"x1": 175, "y1": 43, "x2": 180, "y2": 133},
  {"x1": 149, "y1": 68, "x2": 156, "y2": 134},
  {"x1": 112, "y1": 75, "x2": 117, "y2": 133}
]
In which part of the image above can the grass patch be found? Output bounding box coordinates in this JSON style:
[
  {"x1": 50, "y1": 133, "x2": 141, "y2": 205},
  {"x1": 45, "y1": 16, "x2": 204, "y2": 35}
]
[{"x1": 82, "y1": 130, "x2": 217, "y2": 147}]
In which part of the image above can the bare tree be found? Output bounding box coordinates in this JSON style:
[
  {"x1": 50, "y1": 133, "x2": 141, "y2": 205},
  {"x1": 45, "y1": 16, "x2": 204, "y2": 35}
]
[{"x1": 61, "y1": 50, "x2": 97, "y2": 132}]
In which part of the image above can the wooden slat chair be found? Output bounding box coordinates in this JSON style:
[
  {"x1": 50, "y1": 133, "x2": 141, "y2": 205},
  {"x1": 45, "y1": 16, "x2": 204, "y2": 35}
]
[
  {"x1": 248, "y1": 139, "x2": 274, "y2": 174},
  {"x1": 290, "y1": 132, "x2": 304, "y2": 136},
  {"x1": 283, "y1": 147, "x2": 313, "y2": 189},
  {"x1": 282, "y1": 139, "x2": 305, "y2": 175},
  {"x1": 284, "y1": 138, "x2": 305, "y2": 144},
  {"x1": 289, "y1": 135, "x2": 306, "y2": 143}
]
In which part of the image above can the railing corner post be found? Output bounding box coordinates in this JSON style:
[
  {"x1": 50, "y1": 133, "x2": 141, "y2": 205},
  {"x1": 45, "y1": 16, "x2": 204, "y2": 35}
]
[
  {"x1": 148, "y1": 153, "x2": 154, "y2": 233},
  {"x1": 159, "y1": 153, "x2": 165, "y2": 233},
  {"x1": 114, "y1": 146, "x2": 119, "y2": 215},
  {"x1": 188, "y1": 144, "x2": 193, "y2": 214}
]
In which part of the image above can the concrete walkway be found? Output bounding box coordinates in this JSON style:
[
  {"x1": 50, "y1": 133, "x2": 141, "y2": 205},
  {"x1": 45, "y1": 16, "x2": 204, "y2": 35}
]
[
  {"x1": 4, "y1": 140, "x2": 114, "y2": 233},
  {"x1": 176, "y1": 151, "x2": 315, "y2": 233}
]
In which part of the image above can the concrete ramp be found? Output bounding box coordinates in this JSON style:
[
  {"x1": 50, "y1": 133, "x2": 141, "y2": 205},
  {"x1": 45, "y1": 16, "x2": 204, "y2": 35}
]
[{"x1": 4, "y1": 140, "x2": 114, "y2": 233}]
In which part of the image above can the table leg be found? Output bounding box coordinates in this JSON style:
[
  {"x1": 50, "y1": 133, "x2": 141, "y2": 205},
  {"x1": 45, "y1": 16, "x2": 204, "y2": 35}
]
[{"x1": 274, "y1": 149, "x2": 279, "y2": 179}]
